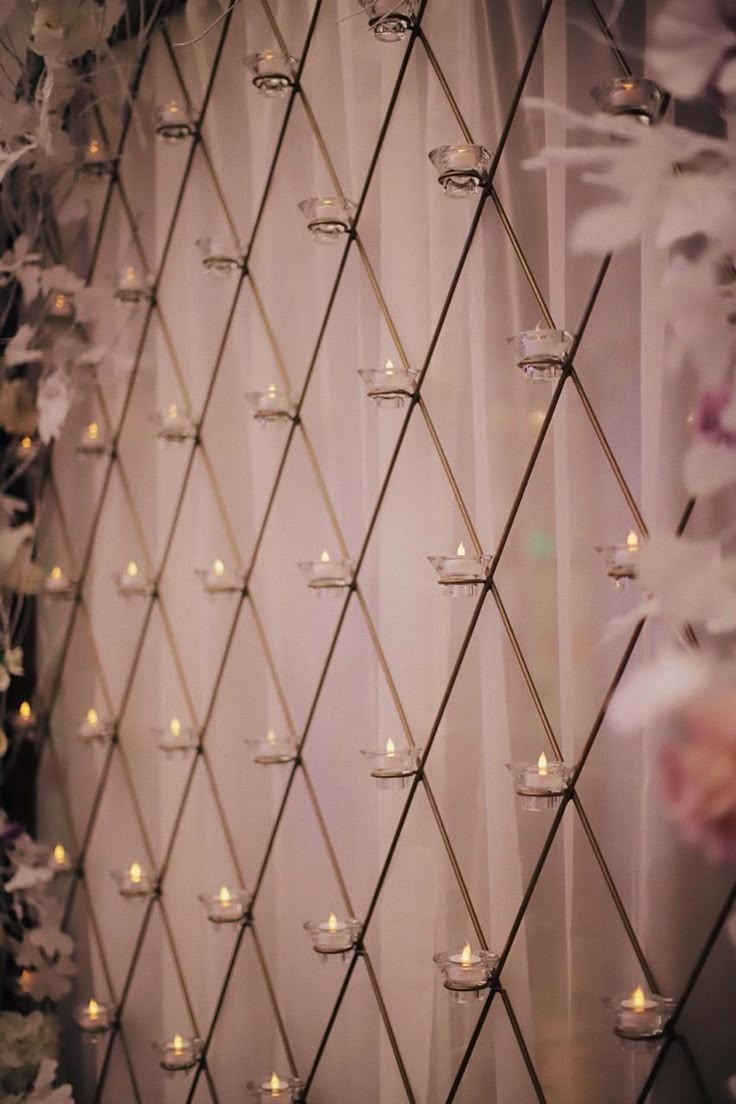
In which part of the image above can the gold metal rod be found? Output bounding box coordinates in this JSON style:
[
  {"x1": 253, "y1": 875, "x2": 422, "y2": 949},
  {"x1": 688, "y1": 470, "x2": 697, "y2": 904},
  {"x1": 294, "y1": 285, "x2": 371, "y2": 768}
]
[
  {"x1": 250, "y1": 926, "x2": 300, "y2": 1076},
  {"x1": 300, "y1": 762, "x2": 355, "y2": 916},
  {"x1": 416, "y1": 397, "x2": 484, "y2": 556},
  {"x1": 354, "y1": 587, "x2": 415, "y2": 746}
]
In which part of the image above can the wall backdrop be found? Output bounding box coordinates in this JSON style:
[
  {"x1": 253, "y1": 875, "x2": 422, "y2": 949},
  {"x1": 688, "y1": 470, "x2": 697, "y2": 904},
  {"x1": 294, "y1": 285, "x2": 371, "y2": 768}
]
[{"x1": 38, "y1": 0, "x2": 736, "y2": 1101}]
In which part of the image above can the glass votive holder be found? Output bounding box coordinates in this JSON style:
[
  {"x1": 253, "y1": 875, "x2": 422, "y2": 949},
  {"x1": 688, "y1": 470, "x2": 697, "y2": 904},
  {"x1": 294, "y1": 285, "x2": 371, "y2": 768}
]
[
  {"x1": 303, "y1": 915, "x2": 362, "y2": 958},
  {"x1": 48, "y1": 291, "x2": 76, "y2": 321},
  {"x1": 155, "y1": 100, "x2": 196, "y2": 142},
  {"x1": 79, "y1": 138, "x2": 117, "y2": 179},
  {"x1": 196, "y1": 236, "x2": 244, "y2": 276},
  {"x1": 428, "y1": 543, "x2": 492, "y2": 596},
  {"x1": 608, "y1": 988, "x2": 676, "y2": 1041},
  {"x1": 360, "y1": 741, "x2": 422, "y2": 789},
  {"x1": 247, "y1": 1074, "x2": 302, "y2": 1103},
  {"x1": 196, "y1": 560, "x2": 244, "y2": 594},
  {"x1": 74, "y1": 999, "x2": 114, "y2": 1039},
  {"x1": 428, "y1": 144, "x2": 492, "y2": 198},
  {"x1": 506, "y1": 754, "x2": 573, "y2": 811},
  {"x1": 154, "y1": 1034, "x2": 203, "y2": 1073},
  {"x1": 507, "y1": 328, "x2": 574, "y2": 380},
  {"x1": 358, "y1": 0, "x2": 417, "y2": 41},
  {"x1": 112, "y1": 862, "x2": 154, "y2": 898},
  {"x1": 155, "y1": 717, "x2": 200, "y2": 753},
  {"x1": 78, "y1": 708, "x2": 115, "y2": 744},
  {"x1": 114, "y1": 265, "x2": 153, "y2": 305},
  {"x1": 359, "y1": 360, "x2": 419, "y2": 408},
  {"x1": 153, "y1": 405, "x2": 197, "y2": 443},
  {"x1": 115, "y1": 561, "x2": 154, "y2": 597},
  {"x1": 591, "y1": 78, "x2": 668, "y2": 125},
  {"x1": 298, "y1": 196, "x2": 357, "y2": 243},
  {"x1": 299, "y1": 552, "x2": 353, "y2": 595},
  {"x1": 199, "y1": 886, "x2": 252, "y2": 924},
  {"x1": 245, "y1": 387, "x2": 296, "y2": 424},
  {"x1": 244, "y1": 51, "x2": 298, "y2": 97},
  {"x1": 76, "y1": 421, "x2": 111, "y2": 458},
  {"x1": 49, "y1": 843, "x2": 74, "y2": 873},
  {"x1": 246, "y1": 729, "x2": 298, "y2": 765},
  {"x1": 596, "y1": 531, "x2": 640, "y2": 587},
  {"x1": 433, "y1": 945, "x2": 498, "y2": 1003},
  {"x1": 43, "y1": 566, "x2": 77, "y2": 601}
]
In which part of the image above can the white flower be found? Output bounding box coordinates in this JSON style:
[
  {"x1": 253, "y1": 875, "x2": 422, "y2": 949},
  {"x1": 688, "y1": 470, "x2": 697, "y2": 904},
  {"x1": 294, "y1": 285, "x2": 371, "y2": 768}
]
[
  {"x1": 36, "y1": 371, "x2": 70, "y2": 444},
  {"x1": 4, "y1": 324, "x2": 44, "y2": 368},
  {"x1": 5, "y1": 646, "x2": 23, "y2": 676},
  {"x1": 608, "y1": 649, "x2": 711, "y2": 734},
  {"x1": 649, "y1": 0, "x2": 735, "y2": 100},
  {"x1": 5, "y1": 865, "x2": 54, "y2": 893},
  {"x1": 31, "y1": 0, "x2": 104, "y2": 61},
  {"x1": 637, "y1": 532, "x2": 736, "y2": 634}
]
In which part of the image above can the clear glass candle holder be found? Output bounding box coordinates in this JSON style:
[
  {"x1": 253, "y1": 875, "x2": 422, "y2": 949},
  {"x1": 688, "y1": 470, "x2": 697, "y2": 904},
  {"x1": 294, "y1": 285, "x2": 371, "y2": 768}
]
[
  {"x1": 155, "y1": 718, "x2": 200, "y2": 753},
  {"x1": 115, "y1": 562, "x2": 154, "y2": 597},
  {"x1": 360, "y1": 742, "x2": 422, "y2": 789},
  {"x1": 358, "y1": 0, "x2": 417, "y2": 41},
  {"x1": 245, "y1": 387, "x2": 296, "y2": 424},
  {"x1": 74, "y1": 999, "x2": 114, "y2": 1039},
  {"x1": 78, "y1": 708, "x2": 115, "y2": 744},
  {"x1": 112, "y1": 863, "x2": 154, "y2": 898},
  {"x1": 608, "y1": 989, "x2": 676, "y2": 1041},
  {"x1": 591, "y1": 78, "x2": 668, "y2": 125},
  {"x1": 244, "y1": 51, "x2": 298, "y2": 97},
  {"x1": 596, "y1": 532, "x2": 640, "y2": 587},
  {"x1": 43, "y1": 567, "x2": 77, "y2": 601},
  {"x1": 76, "y1": 422, "x2": 111, "y2": 458},
  {"x1": 428, "y1": 144, "x2": 492, "y2": 198},
  {"x1": 298, "y1": 197, "x2": 356, "y2": 243},
  {"x1": 506, "y1": 756, "x2": 573, "y2": 811},
  {"x1": 303, "y1": 915, "x2": 362, "y2": 958},
  {"x1": 246, "y1": 729, "x2": 298, "y2": 765},
  {"x1": 79, "y1": 138, "x2": 117, "y2": 179},
  {"x1": 433, "y1": 946, "x2": 498, "y2": 1002},
  {"x1": 428, "y1": 545, "x2": 492, "y2": 596},
  {"x1": 199, "y1": 886, "x2": 252, "y2": 924},
  {"x1": 153, "y1": 405, "x2": 197, "y2": 443},
  {"x1": 196, "y1": 560, "x2": 244, "y2": 594},
  {"x1": 49, "y1": 843, "x2": 73, "y2": 874},
  {"x1": 115, "y1": 265, "x2": 153, "y2": 305},
  {"x1": 299, "y1": 553, "x2": 353, "y2": 594},
  {"x1": 507, "y1": 328, "x2": 573, "y2": 380},
  {"x1": 48, "y1": 290, "x2": 76, "y2": 321},
  {"x1": 196, "y1": 236, "x2": 244, "y2": 276},
  {"x1": 247, "y1": 1075, "x2": 302, "y2": 1103},
  {"x1": 154, "y1": 1034, "x2": 203, "y2": 1073},
  {"x1": 359, "y1": 360, "x2": 419, "y2": 408},
  {"x1": 155, "y1": 101, "x2": 195, "y2": 142}
]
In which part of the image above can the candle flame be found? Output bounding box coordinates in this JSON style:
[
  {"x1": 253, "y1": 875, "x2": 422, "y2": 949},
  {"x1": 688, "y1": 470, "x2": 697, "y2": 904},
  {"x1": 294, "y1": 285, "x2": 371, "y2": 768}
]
[
  {"x1": 19, "y1": 701, "x2": 32, "y2": 720},
  {"x1": 87, "y1": 422, "x2": 99, "y2": 440},
  {"x1": 20, "y1": 436, "x2": 32, "y2": 450},
  {"x1": 125, "y1": 265, "x2": 136, "y2": 283},
  {"x1": 385, "y1": 736, "x2": 396, "y2": 755},
  {"x1": 626, "y1": 531, "x2": 639, "y2": 551},
  {"x1": 55, "y1": 293, "x2": 66, "y2": 310},
  {"x1": 87, "y1": 998, "x2": 99, "y2": 1019},
  {"x1": 266, "y1": 728, "x2": 277, "y2": 744},
  {"x1": 461, "y1": 943, "x2": 472, "y2": 965},
  {"x1": 218, "y1": 886, "x2": 231, "y2": 906},
  {"x1": 270, "y1": 1073, "x2": 281, "y2": 1092},
  {"x1": 129, "y1": 862, "x2": 142, "y2": 884},
  {"x1": 537, "y1": 752, "x2": 548, "y2": 776},
  {"x1": 86, "y1": 707, "x2": 99, "y2": 726},
  {"x1": 456, "y1": 541, "x2": 466, "y2": 557},
  {"x1": 328, "y1": 913, "x2": 338, "y2": 932},
  {"x1": 126, "y1": 561, "x2": 139, "y2": 578},
  {"x1": 384, "y1": 359, "x2": 395, "y2": 374},
  {"x1": 169, "y1": 717, "x2": 182, "y2": 739},
  {"x1": 88, "y1": 139, "x2": 101, "y2": 155},
  {"x1": 632, "y1": 985, "x2": 645, "y2": 1012},
  {"x1": 320, "y1": 550, "x2": 330, "y2": 563},
  {"x1": 19, "y1": 969, "x2": 33, "y2": 993},
  {"x1": 267, "y1": 384, "x2": 277, "y2": 397},
  {"x1": 213, "y1": 559, "x2": 225, "y2": 577},
  {"x1": 50, "y1": 565, "x2": 63, "y2": 580},
  {"x1": 166, "y1": 101, "x2": 180, "y2": 113},
  {"x1": 167, "y1": 403, "x2": 178, "y2": 420},
  {"x1": 53, "y1": 844, "x2": 66, "y2": 864},
  {"x1": 173, "y1": 1033, "x2": 184, "y2": 1054}
]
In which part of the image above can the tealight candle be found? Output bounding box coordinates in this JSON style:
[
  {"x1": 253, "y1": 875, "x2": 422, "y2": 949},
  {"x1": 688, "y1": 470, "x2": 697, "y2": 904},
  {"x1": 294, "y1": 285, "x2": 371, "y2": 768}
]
[
  {"x1": 299, "y1": 551, "x2": 353, "y2": 592},
  {"x1": 297, "y1": 196, "x2": 357, "y2": 243},
  {"x1": 155, "y1": 404, "x2": 197, "y2": 442},
  {"x1": 359, "y1": 739, "x2": 422, "y2": 788},
  {"x1": 433, "y1": 944, "x2": 498, "y2": 1000},
  {"x1": 13, "y1": 701, "x2": 36, "y2": 731},
  {"x1": 199, "y1": 885, "x2": 251, "y2": 924},
  {"x1": 598, "y1": 530, "x2": 640, "y2": 585},
  {"x1": 80, "y1": 138, "x2": 116, "y2": 178},
  {"x1": 74, "y1": 998, "x2": 114, "y2": 1036},
  {"x1": 50, "y1": 842, "x2": 73, "y2": 872},
  {"x1": 156, "y1": 716, "x2": 199, "y2": 752},
  {"x1": 428, "y1": 543, "x2": 492, "y2": 594},
  {"x1": 358, "y1": 359, "x2": 419, "y2": 408},
  {"x1": 113, "y1": 861, "x2": 153, "y2": 898},
  {"x1": 196, "y1": 236, "x2": 244, "y2": 276},
  {"x1": 244, "y1": 51, "x2": 298, "y2": 97},
  {"x1": 17, "y1": 436, "x2": 37, "y2": 462},
  {"x1": 247, "y1": 1073, "x2": 302, "y2": 1103},
  {"x1": 155, "y1": 100, "x2": 195, "y2": 143},
  {"x1": 44, "y1": 565, "x2": 75, "y2": 598},
  {"x1": 157, "y1": 1032, "x2": 202, "y2": 1072},
  {"x1": 304, "y1": 913, "x2": 362, "y2": 955},
  {"x1": 358, "y1": 0, "x2": 417, "y2": 41},
  {"x1": 247, "y1": 728, "x2": 298, "y2": 765},
  {"x1": 591, "y1": 78, "x2": 668, "y2": 125},
  {"x1": 18, "y1": 968, "x2": 34, "y2": 995},
  {"x1": 78, "y1": 706, "x2": 114, "y2": 743},
  {"x1": 49, "y1": 291, "x2": 75, "y2": 320},
  {"x1": 77, "y1": 421, "x2": 110, "y2": 457},
  {"x1": 116, "y1": 560, "x2": 154, "y2": 596},
  {"x1": 507, "y1": 328, "x2": 574, "y2": 380},
  {"x1": 610, "y1": 986, "x2": 675, "y2": 1040},
  {"x1": 245, "y1": 385, "x2": 296, "y2": 424},
  {"x1": 198, "y1": 559, "x2": 242, "y2": 593},
  {"x1": 115, "y1": 265, "x2": 151, "y2": 305},
  {"x1": 506, "y1": 753, "x2": 573, "y2": 811}
]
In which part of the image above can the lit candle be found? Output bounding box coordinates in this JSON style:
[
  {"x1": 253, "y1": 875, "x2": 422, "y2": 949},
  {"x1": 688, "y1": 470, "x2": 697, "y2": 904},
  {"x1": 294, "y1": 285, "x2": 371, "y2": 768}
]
[
  {"x1": 434, "y1": 943, "x2": 497, "y2": 997},
  {"x1": 199, "y1": 884, "x2": 250, "y2": 923},
  {"x1": 360, "y1": 740, "x2": 421, "y2": 787},
  {"x1": 612, "y1": 530, "x2": 639, "y2": 572},
  {"x1": 50, "y1": 843, "x2": 72, "y2": 872},
  {"x1": 202, "y1": 558, "x2": 240, "y2": 592},
  {"x1": 77, "y1": 421, "x2": 110, "y2": 457},
  {"x1": 130, "y1": 862, "x2": 142, "y2": 885},
  {"x1": 19, "y1": 436, "x2": 34, "y2": 454},
  {"x1": 49, "y1": 292, "x2": 75, "y2": 319},
  {"x1": 45, "y1": 565, "x2": 71, "y2": 593},
  {"x1": 87, "y1": 998, "x2": 100, "y2": 1022},
  {"x1": 170, "y1": 717, "x2": 182, "y2": 739},
  {"x1": 614, "y1": 985, "x2": 667, "y2": 1038},
  {"x1": 312, "y1": 550, "x2": 335, "y2": 581},
  {"x1": 15, "y1": 701, "x2": 35, "y2": 728},
  {"x1": 263, "y1": 1073, "x2": 289, "y2": 1098},
  {"x1": 158, "y1": 1031, "x2": 201, "y2": 1071},
  {"x1": 115, "y1": 860, "x2": 152, "y2": 897},
  {"x1": 18, "y1": 968, "x2": 33, "y2": 994},
  {"x1": 117, "y1": 560, "x2": 152, "y2": 596},
  {"x1": 306, "y1": 912, "x2": 357, "y2": 954},
  {"x1": 79, "y1": 706, "x2": 105, "y2": 741},
  {"x1": 74, "y1": 997, "x2": 113, "y2": 1034},
  {"x1": 250, "y1": 728, "x2": 298, "y2": 765},
  {"x1": 155, "y1": 100, "x2": 194, "y2": 143},
  {"x1": 524, "y1": 753, "x2": 566, "y2": 794}
]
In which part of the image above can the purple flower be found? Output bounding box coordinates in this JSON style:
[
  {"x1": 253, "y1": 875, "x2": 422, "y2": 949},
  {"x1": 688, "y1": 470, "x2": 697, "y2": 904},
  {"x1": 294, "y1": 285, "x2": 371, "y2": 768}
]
[{"x1": 696, "y1": 385, "x2": 736, "y2": 446}]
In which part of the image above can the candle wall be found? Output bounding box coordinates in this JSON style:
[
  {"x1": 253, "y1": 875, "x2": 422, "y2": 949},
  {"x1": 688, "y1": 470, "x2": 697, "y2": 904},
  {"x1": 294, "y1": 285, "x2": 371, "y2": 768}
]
[{"x1": 36, "y1": 1, "x2": 735, "y2": 1102}]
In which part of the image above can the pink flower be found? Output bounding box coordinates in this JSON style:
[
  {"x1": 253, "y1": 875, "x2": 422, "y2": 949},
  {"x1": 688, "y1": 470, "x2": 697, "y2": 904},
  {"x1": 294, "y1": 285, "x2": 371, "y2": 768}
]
[{"x1": 660, "y1": 690, "x2": 736, "y2": 862}]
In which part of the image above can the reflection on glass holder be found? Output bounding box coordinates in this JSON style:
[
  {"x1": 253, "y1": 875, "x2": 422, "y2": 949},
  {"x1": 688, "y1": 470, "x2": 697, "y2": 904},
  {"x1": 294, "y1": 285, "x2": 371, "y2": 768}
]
[
  {"x1": 248, "y1": 1074, "x2": 303, "y2": 1102},
  {"x1": 115, "y1": 265, "x2": 153, "y2": 305},
  {"x1": 79, "y1": 138, "x2": 117, "y2": 179},
  {"x1": 506, "y1": 754, "x2": 573, "y2": 811},
  {"x1": 155, "y1": 100, "x2": 195, "y2": 142},
  {"x1": 245, "y1": 386, "x2": 296, "y2": 424},
  {"x1": 48, "y1": 291, "x2": 75, "y2": 321},
  {"x1": 115, "y1": 561, "x2": 154, "y2": 597},
  {"x1": 299, "y1": 551, "x2": 353, "y2": 594},
  {"x1": 78, "y1": 707, "x2": 114, "y2": 745},
  {"x1": 507, "y1": 328, "x2": 573, "y2": 380},
  {"x1": 359, "y1": 359, "x2": 418, "y2": 408},
  {"x1": 76, "y1": 421, "x2": 111, "y2": 458},
  {"x1": 155, "y1": 717, "x2": 200, "y2": 753},
  {"x1": 429, "y1": 543, "x2": 492, "y2": 596},
  {"x1": 244, "y1": 51, "x2": 298, "y2": 97},
  {"x1": 196, "y1": 560, "x2": 243, "y2": 594},
  {"x1": 596, "y1": 531, "x2": 640, "y2": 587},
  {"x1": 428, "y1": 144, "x2": 492, "y2": 198},
  {"x1": 154, "y1": 404, "x2": 197, "y2": 443},
  {"x1": 591, "y1": 78, "x2": 668, "y2": 125},
  {"x1": 246, "y1": 728, "x2": 298, "y2": 765},
  {"x1": 112, "y1": 862, "x2": 154, "y2": 898},
  {"x1": 154, "y1": 1034, "x2": 203, "y2": 1073},
  {"x1": 43, "y1": 566, "x2": 76, "y2": 601},
  {"x1": 49, "y1": 843, "x2": 73, "y2": 873},
  {"x1": 298, "y1": 196, "x2": 356, "y2": 243},
  {"x1": 360, "y1": 740, "x2": 422, "y2": 789},
  {"x1": 196, "y1": 236, "x2": 244, "y2": 276},
  {"x1": 358, "y1": 0, "x2": 417, "y2": 41},
  {"x1": 608, "y1": 987, "x2": 675, "y2": 1042},
  {"x1": 304, "y1": 914, "x2": 362, "y2": 958},
  {"x1": 433, "y1": 945, "x2": 498, "y2": 1003},
  {"x1": 199, "y1": 886, "x2": 252, "y2": 924},
  {"x1": 74, "y1": 999, "x2": 114, "y2": 1039}
]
